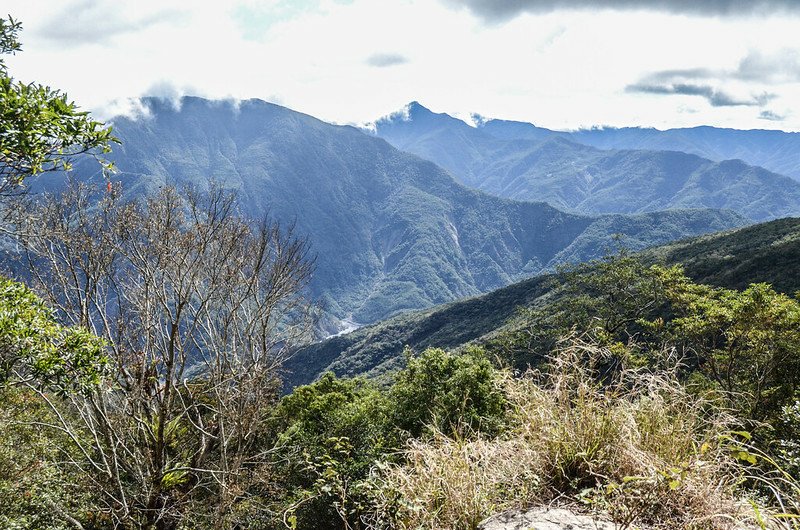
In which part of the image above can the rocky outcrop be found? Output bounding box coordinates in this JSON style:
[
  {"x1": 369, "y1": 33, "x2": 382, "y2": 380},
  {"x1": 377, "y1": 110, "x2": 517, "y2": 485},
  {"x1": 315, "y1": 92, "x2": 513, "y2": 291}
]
[{"x1": 479, "y1": 507, "x2": 617, "y2": 530}]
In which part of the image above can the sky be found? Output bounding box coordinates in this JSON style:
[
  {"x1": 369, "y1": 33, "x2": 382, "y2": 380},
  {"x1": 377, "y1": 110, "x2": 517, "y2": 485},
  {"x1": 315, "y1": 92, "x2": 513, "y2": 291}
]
[{"x1": 4, "y1": 0, "x2": 800, "y2": 131}]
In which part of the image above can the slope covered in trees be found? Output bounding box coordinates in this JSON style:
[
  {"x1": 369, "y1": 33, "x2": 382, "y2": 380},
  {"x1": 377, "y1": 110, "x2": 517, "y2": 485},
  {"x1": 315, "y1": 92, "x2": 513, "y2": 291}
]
[
  {"x1": 285, "y1": 216, "x2": 800, "y2": 387},
  {"x1": 109, "y1": 252, "x2": 800, "y2": 527},
  {"x1": 3, "y1": 14, "x2": 799, "y2": 530},
  {"x1": 8, "y1": 252, "x2": 800, "y2": 529}
]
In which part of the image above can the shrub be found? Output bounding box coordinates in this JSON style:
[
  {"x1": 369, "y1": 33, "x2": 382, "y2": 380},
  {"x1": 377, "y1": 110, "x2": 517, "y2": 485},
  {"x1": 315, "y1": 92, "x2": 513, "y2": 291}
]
[
  {"x1": 0, "y1": 387, "x2": 96, "y2": 529},
  {"x1": 389, "y1": 346, "x2": 507, "y2": 439},
  {"x1": 269, "y1": 373, "x2": 393, "y2": 529}
]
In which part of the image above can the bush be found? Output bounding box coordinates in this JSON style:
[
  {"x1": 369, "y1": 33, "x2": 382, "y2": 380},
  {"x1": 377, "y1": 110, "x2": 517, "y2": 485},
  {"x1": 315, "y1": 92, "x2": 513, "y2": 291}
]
[
  {"x1": 665, "y1": 282, "x2": 800, "y2": 424},
  {"x1": 268, "y1": 373, "x2": 393, "y2": 529},
  {"x1": 266, "y1": 347, "x2": 509, "y2": 529},
  {"x1": 775, "y1": 400, "x2": 800, "y2": 491},
  {"x1": 389, "y1": 346, "x2": 507, "y2": 439},
  {"x1": 0, "y1": 388, "x2": 97, "y2": 529}
]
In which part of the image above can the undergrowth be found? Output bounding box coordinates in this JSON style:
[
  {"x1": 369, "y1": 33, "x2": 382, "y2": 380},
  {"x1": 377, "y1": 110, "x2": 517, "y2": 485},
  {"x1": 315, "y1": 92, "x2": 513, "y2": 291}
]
[{"x1": 365, "y1": 338, "x2": 800, "y2": 530}]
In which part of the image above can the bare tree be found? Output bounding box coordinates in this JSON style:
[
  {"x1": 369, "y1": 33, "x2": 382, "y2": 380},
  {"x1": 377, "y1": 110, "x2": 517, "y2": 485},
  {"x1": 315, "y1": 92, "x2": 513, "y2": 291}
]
[{"x1": 13, "y1": 183, "x2": 314, "y2": 529}]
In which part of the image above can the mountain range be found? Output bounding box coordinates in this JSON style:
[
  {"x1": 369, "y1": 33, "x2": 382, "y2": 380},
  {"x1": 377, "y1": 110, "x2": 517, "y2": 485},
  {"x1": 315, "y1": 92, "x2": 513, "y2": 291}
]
[
  {"x1": 372, "y1": 102, "x2": 800, "y2": 221},
  {"x1": 482, "y1": 117, "x2": 800, "y2": 182},
  {"x1": 33, "y1": 96, "x2": 742, "y2": 331}
]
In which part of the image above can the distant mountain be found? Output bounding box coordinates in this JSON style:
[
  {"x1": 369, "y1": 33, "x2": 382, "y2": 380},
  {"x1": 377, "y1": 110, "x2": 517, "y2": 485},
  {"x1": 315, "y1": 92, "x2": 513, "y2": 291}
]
[
  {"x1": 373, "y1": 103, "x2": 800, "y2": 221},
  {"x1": 482, "y1": 118, "x2": 800, "y2": 182},
  {"x1": 285, "y1": 217, "x2": 800, "y2": 388},
  {"x1": 372, "y1": 102, "x2": 508, "y2": 188},
  {"x1": 45, "y1": 97, "x2": 744, "y2": 331}
]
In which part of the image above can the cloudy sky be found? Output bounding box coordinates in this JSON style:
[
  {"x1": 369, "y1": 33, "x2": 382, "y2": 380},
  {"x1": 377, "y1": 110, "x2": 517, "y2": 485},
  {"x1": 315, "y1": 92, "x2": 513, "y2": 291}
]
[{"x1": 4, "y1": 0, "x2": 800, "y2": 131}]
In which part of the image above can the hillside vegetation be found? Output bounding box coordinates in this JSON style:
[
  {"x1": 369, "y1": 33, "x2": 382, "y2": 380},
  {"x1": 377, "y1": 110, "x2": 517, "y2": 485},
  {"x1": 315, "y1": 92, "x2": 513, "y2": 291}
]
[
  {"x1": 286, "y1": 217, "x2": 800, "y2": 387},
  {"x1": 266, "y1": 254, "x2": 800, "y2": 529},
  {"x1": 3, "y1": 13, "x2": 800, "y2": 530},
  {"x1": 7, "y1": 254, "x2": 800, "y2": 529}
]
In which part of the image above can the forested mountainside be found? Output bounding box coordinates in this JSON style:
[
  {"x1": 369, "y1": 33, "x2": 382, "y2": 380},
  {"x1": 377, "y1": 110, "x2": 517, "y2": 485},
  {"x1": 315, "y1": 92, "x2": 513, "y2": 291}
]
[
  {"x1": 285, "y1": 216, "x2": 800, "y2": 387},
  {"x1": 373, "y1": 102, "x2": 800, "y2": 220},
  {"x1": 43, "y1": 96, "x2": 745, "y2": 329}
]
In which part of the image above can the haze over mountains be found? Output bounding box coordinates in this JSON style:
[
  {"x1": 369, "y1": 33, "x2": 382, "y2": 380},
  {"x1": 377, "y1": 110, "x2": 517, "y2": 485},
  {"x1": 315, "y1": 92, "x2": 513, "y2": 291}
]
[
  {"x1": 49, "y1": 96, "x2": 745, "y2": 331},
  {"x1": 485, "y1": 119, "x2": 800, "y2": 182},
  {"x1": 372, "y1": 102, "x2": 800, "y2": 221}
]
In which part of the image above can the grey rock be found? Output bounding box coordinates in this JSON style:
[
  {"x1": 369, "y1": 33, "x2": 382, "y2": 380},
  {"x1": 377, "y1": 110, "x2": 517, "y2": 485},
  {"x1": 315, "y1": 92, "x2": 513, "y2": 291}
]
[{"x1": 478, "y1": 507, "x2": 618, "y2": 530}]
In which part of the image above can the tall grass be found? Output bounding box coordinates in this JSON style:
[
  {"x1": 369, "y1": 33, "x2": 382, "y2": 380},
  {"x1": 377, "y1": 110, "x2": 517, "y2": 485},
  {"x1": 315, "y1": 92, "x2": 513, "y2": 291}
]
[{"x1": 367, "y1": 338, "x2": 797, "y2": 529}]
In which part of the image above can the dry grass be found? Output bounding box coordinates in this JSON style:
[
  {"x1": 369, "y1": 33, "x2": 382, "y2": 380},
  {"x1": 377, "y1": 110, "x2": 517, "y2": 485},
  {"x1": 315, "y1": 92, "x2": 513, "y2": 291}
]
[{"x1": 367, "y1": 338, "x2": 797, "y2": 530}]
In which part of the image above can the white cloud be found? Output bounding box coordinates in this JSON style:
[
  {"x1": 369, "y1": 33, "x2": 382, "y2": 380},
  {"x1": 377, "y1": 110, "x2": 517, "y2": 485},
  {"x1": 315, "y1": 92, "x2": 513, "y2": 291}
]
[
  {"x1": 365, "y1": 53, "x2": 409, "y2": 68},
  {"x1": 36, "y1": 0, "x2": 187, "y2": 46},
  {"x1": 3, "y1": 0, "x2": 800, "y2": 131},
  {"x1": 99, "y1": 97, "x2": 152, "y2": 122}
]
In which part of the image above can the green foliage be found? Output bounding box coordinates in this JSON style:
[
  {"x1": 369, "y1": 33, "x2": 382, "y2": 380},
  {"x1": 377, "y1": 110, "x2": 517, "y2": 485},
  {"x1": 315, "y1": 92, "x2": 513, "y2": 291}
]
[
  {"x1": 492, "y1": 253, "x2": 800, "y2": 427},
  {"x1": 488, "y1": 253, "x2": 688, "y2": 372},
  {"x1": 776, "y1": 400, "x2": 800, "y2": 485},
  {"x1": 270, "y1": 373, "x2": 393, "y2": 529},
  {"x1": 0, "y1": 276, "x2": 107, "y2": 394},
  {"x1": 0, "y1": 17, "x2": 22, "y2": 68},
  {"x1": 649, "y1": 216, "x2": 800, "y2": 297},
  {"x1": 274, "y1": 373, "x2": 393, "y2": 467},
  {"x1": 666, "y1": 282, "x2": 800, "y2": 423},
  {"x1": 389, "y1": 346, "x2": 507, "y2": 438},
  {"x1": 0, "y1": 16, "x2": 116, "y2": 194},
  {"x1": 371, "y1": 340, "x2": 773, "y2": 530},
  {"x1": 283, "y1": 274, "x2": 553, "y2": 389},
  {"x1": 555, "y1": 254, "x2": 683, "y2": 341},
  {"x1": 290, "y1": 216, "x2": 800, "y2": 391},
  {"x1": 270, "y1": 349, "x2": 508, "y2": 527},
  {"x1": 0, "y1": 387, "x2": 95, "y2": 530}
]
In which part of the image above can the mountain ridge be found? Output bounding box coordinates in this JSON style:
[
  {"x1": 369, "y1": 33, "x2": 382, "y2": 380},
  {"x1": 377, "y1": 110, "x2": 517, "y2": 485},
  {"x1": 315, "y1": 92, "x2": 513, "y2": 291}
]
[
  {"x1": 371, "y1": 102, "x2": 800, "y2": 221},
  {"x1": 481, "y1": 117, "x2": 800, "y2": 180}
]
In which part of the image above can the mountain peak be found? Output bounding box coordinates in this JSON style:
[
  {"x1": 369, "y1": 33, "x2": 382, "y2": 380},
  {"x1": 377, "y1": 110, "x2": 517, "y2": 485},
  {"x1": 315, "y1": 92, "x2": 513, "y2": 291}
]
[
  {"x1": 405, "y1": 100, "x2": 432, "y2": 116},
  {"x1": 375, "y1": 101, "x2": 479, "y2": 132},
  {"x1": 386, "y1": 101, "x2": 434, "y2": 123}
]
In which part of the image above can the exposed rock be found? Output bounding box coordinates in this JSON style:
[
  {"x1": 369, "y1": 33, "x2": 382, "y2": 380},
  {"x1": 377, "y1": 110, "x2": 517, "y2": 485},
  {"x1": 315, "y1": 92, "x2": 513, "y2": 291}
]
[{"x1": 479, "y1": 507, "x2": 618, "y2": 530}]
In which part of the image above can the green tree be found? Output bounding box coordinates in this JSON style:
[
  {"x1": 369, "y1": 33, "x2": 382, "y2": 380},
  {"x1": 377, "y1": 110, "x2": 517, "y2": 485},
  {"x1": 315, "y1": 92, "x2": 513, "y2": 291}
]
[
  {"x1": 0, "y1": 15, "x2": 115, "y2": 527},
  {"x1": 0, "y1": 276, "x2": 107, "y2": 395},
  {"x1": 0, "y1": 16, "x2": 116, "y2": 198},
  {"x1": 776, "y1": 400, "x2": 800, "y2": 482},
  {"x1": 491, "y1": 253, "x2": 800, "y2": 425},
  {"x1": 490, "y1": 253, "x2": 687, "y2": 372},
  {"x1": 666, "y1": 282, "x2": 800, "y2": 423},
  {"x1": 0, "y1": 271, "x2": 107, "y2": 529},
  {"x1": 270, "y1": 373, "x2": 392, "y2": 529},
  {"x1": 0, "y1": 386, "x2": 102, "y2": 530}
]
